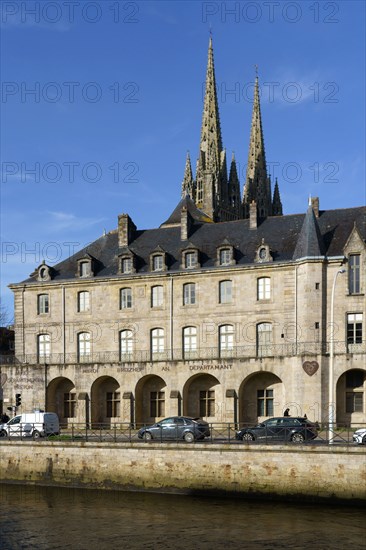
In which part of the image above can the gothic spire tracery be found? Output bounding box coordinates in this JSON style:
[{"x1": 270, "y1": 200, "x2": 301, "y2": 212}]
[{"x1": 242, "y1": 74, "x2": 282, "y2": 219}]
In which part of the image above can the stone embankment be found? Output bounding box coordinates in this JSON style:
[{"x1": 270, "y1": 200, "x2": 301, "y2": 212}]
[{"x1": 1, "y1": 441, "x2": 365, "y2": 503}]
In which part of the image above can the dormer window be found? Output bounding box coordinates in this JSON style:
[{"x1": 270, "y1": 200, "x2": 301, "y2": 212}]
[
  {"x1": 35, "y1": 263, "x2": 52, "y2": 282},
  {"x1": 153, "y1": 255, "x2": 163, "y2": 271},
  {"x1": 216, "y1": 242, "x2": 235, "y2": 267},
  {"x1": 76, "y1": 255, "x2": 94, "y2": 278},
  {"x1": 121, "y1": 257, "x2": 132, "y2": 274},
  {"x1": 181, "y1": 245, "x2": 200, "y2": 270},
  {"x1": 185, "y1": 251, "x2": 197, "y2": 269},
  {"x1": 220, "y1": 248, "x2": 231, "y2": 266},
  {"x1": 80, "y1": 262, "x2": 89, "y2": 277},
  {"x1": 255, "y1": 242, "x2": 272, "y2": 263}
]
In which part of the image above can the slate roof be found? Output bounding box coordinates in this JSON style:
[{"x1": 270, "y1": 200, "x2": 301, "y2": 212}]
[{"x1": 17, "y1": 205, "x2": 366, "y2": 285}]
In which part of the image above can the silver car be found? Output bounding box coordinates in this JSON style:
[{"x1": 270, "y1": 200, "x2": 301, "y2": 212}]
[{"x1": 138, "y1": 416, "x2": 210, "y2": 443}]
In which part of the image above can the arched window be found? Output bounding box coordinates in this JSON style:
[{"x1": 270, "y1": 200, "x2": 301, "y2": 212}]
[
  {"x1": 120, "y1": 329, "x2": 133, "y2": 360},
  {"x1": 257, "y1": 277, "x2": 271, "y2": 300},
  {"x1": 257, "y1": 323, "x2": 272, "y2": 357},
  {"x1": 219, "y1": 325, "x2": 234, "y2": 357},
  {"x1": 151, "y1": 328, "x2": 165, "y2": 359},
  {"x1": 183, "y1": 326, "x2": 197, "y2": 358},
  {"x1": 78, "y1": 332, "x2": 91, "y2": 362},
  {"x1": 78, "y1": 291, "x2": 90, "y2": 312},
  {"x1": 120, "y1": 288, "x2": 132, "y2": 309},
  {"x1": 38, "y1": 334, "x2": 50, "y2": 361}
]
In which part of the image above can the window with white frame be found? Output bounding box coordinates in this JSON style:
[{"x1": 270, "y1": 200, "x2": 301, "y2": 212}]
[
  {"x1": 347, "y1": 313, "x2": 363, "y2": 345},
  {"x1": 38, "y1": 333, "x2": 50, "y2": 361},
  {"x1": 183, "y1": 283, "x2": 196, "y2": 305},
  {"x1": 349, "y1": 255, "x2": 360, "y2": 294},
  {"x1": 183, "y1": 326, "x2": 197, "y2": 357},
  {"x1": 120, "y1": 288, "x2": 132, "y2": 309},
  {"x1": 78, "y1": 291, "x2": 90, "y2": 312},
  {"x1": 151, "y1": 328, "x2": 165, "y2": 358},
  {"x1": 257, "y1": 277, "x2": 271, "y2": 300},
  {"x1": 78, "y1": 332, "x2": 91, "y2": 362},
  {"x1": 257, "y1": 323, "x2": 272, "y2": 355},
  {"x1": 121, "y1": 257, "x2": 133, "y2": 274},
  {"x1": 152, "y1": 255, "x2": 164, "y2": 272},
  {"x1": 184, "y1": 251, "x2": 197, "y2": 269},
  {"x1": 120, "y1": 329, "x2": 133, "y2": 359},
  {"x1": 151, "y1": 285, "x2": 163, "y2": 307},
  {"x1": 219, "y1": 248, "x2": 231, "y2": 266},
  {"x1": 219, "y1": 280, "x2": 232, "y2": 304},
  {"x1": 37, "y1": 294, "x2": 49, "y2": 314},
  {"x1": 219, "y1": 324, "x2": 234, "y2": 356},
  {"x1": 79, "y1": 261, "x2": 90, "y2": 277}
]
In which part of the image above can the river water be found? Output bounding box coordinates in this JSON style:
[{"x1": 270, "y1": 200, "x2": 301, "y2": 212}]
[{"x1": 0, "y1": 484, "x2": 365, "y2": 550}]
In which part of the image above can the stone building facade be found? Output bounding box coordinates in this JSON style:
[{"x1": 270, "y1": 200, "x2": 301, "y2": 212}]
[{"x1": 1, "y1": 40, "x2": 365, "y2": 428}]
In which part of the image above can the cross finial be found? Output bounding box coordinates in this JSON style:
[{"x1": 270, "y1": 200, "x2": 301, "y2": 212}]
[{"x1": 209, "y1": 23, "x2": 213, "y2": 36}]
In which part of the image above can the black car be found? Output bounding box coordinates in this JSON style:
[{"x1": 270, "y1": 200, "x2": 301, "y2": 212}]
[
  {"x1": 236, "y1": 417, "x2": 318, "y2": 443},
  {"x1": 138, "y1": 416, "x2": 210, "y2": 442}
]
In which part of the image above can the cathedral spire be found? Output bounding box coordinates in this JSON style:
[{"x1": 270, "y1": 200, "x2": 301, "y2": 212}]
[
  {"x1": 228, "y1": 152, "x2": 242, "y2": 219},
  {"x1": 195, "y1": 37, "x2": 229, "y2": 221},
  {"x1": 181, "y1": 152, "x2": 195, "y2": 199},
  {"x1": 243, "y1": 72, "x2": 274, "y2": 220},
  {"x1": 272, "y1": 177, "x2": 283, "y2": 216},
  {"x1": 199, "y1": 36, "x2": 223, "y2": 163}
]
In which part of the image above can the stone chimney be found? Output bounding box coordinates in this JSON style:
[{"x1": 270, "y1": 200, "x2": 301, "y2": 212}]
[
  {"x1": 249, "y1": 200, "x2": 257, "y2": 229},
  {"x1": 311, "y1": 197, "x2": 319, "y2": 218},
  {"x1": 181, "y1": 206, "x2": 192, "y2": 241},
  {"x1": 118, "y1": 214, "x2": 136, "y2": 248}
]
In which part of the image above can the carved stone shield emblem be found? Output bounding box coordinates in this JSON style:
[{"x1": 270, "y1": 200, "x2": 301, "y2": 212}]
[
  {"x1": 302, "y1": 361, "x2": 319, "y2": 376},
  {"x1": 0, "y1": 373, "x2": 7, "y2": 386}
]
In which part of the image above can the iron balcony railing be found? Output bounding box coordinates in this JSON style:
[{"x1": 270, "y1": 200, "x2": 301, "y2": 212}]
[{"x1": 1, "y1": 341, "x2": 365, "y2": 366}]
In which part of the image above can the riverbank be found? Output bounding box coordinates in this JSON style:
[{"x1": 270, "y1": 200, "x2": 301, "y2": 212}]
[{"x1": 1, "y1": 441, "x2": 365, "y2": 504}]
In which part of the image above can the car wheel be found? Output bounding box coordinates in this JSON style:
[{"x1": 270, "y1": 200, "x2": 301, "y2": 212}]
[
  {"x1": 32, "y1": 430, "x2": 41, "y2": 439},
  {"x1": 0, "y1": 430, "x2": 7, "y2": 438},
  {"x1": 291, "y1": 432, "x2": 305, "y2": 443},
  {"x1": 241, "y1": 432, "x2": 254, "y2": 442},
  {"x1": 362, "y1": 434, "x2": 366, "y2": 445},
  {"x1": 184, "y1": 431, "x2": 194, "y2": 443},
  {"x1": 144, "y1": 432, "x2": 152, "y2": 441}
]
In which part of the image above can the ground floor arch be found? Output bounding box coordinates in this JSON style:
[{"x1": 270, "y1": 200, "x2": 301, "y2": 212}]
[
  {"x1": 91, "y1": 376, "x2": 120, "y2": 426},
  {"x1": 183, "y1": 373, "x2": 221, "y2": 421},
  {"x1": 47, "y1": 376, "x2": 76, "y2": 426},
  {"x1": 238, "y1": 372, "x2": 284, "y2": 425},
  {"x1": 336, "y1": 368, "x2": 366, "y2": 426},
  {"x1": 135, "y1": 375, "x2": 167, "y2": 425}
]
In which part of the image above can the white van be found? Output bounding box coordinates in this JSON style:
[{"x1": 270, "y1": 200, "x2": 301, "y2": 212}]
[{"x1": 0, "y1": 411, "x2": 60, "y2": 439}]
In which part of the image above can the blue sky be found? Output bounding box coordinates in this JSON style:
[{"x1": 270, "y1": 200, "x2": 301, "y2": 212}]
[{"x1": 1, "y1": 0, "x2": 365, "y2": 316}]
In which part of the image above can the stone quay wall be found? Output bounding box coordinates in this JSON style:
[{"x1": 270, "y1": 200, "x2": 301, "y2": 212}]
[{"x1": 1, "y1": 441, "x2": 365, "y2": 503}]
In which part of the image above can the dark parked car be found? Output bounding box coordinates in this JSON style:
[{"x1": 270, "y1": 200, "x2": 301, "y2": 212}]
[
  {"x1": 236, "y1": 417, "x2": 318, "y2": 443},
  {"x1": 138, "y1": 416, "x2": 210, "y2": 443}
]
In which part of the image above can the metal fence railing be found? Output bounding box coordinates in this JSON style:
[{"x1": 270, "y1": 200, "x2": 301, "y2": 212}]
[
  {"x1": 0, "y1": 422, "x2": 364, "y2": 447},
  {"x1": 1, "y1": 341, "x2": 365, "y2": 366}
]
